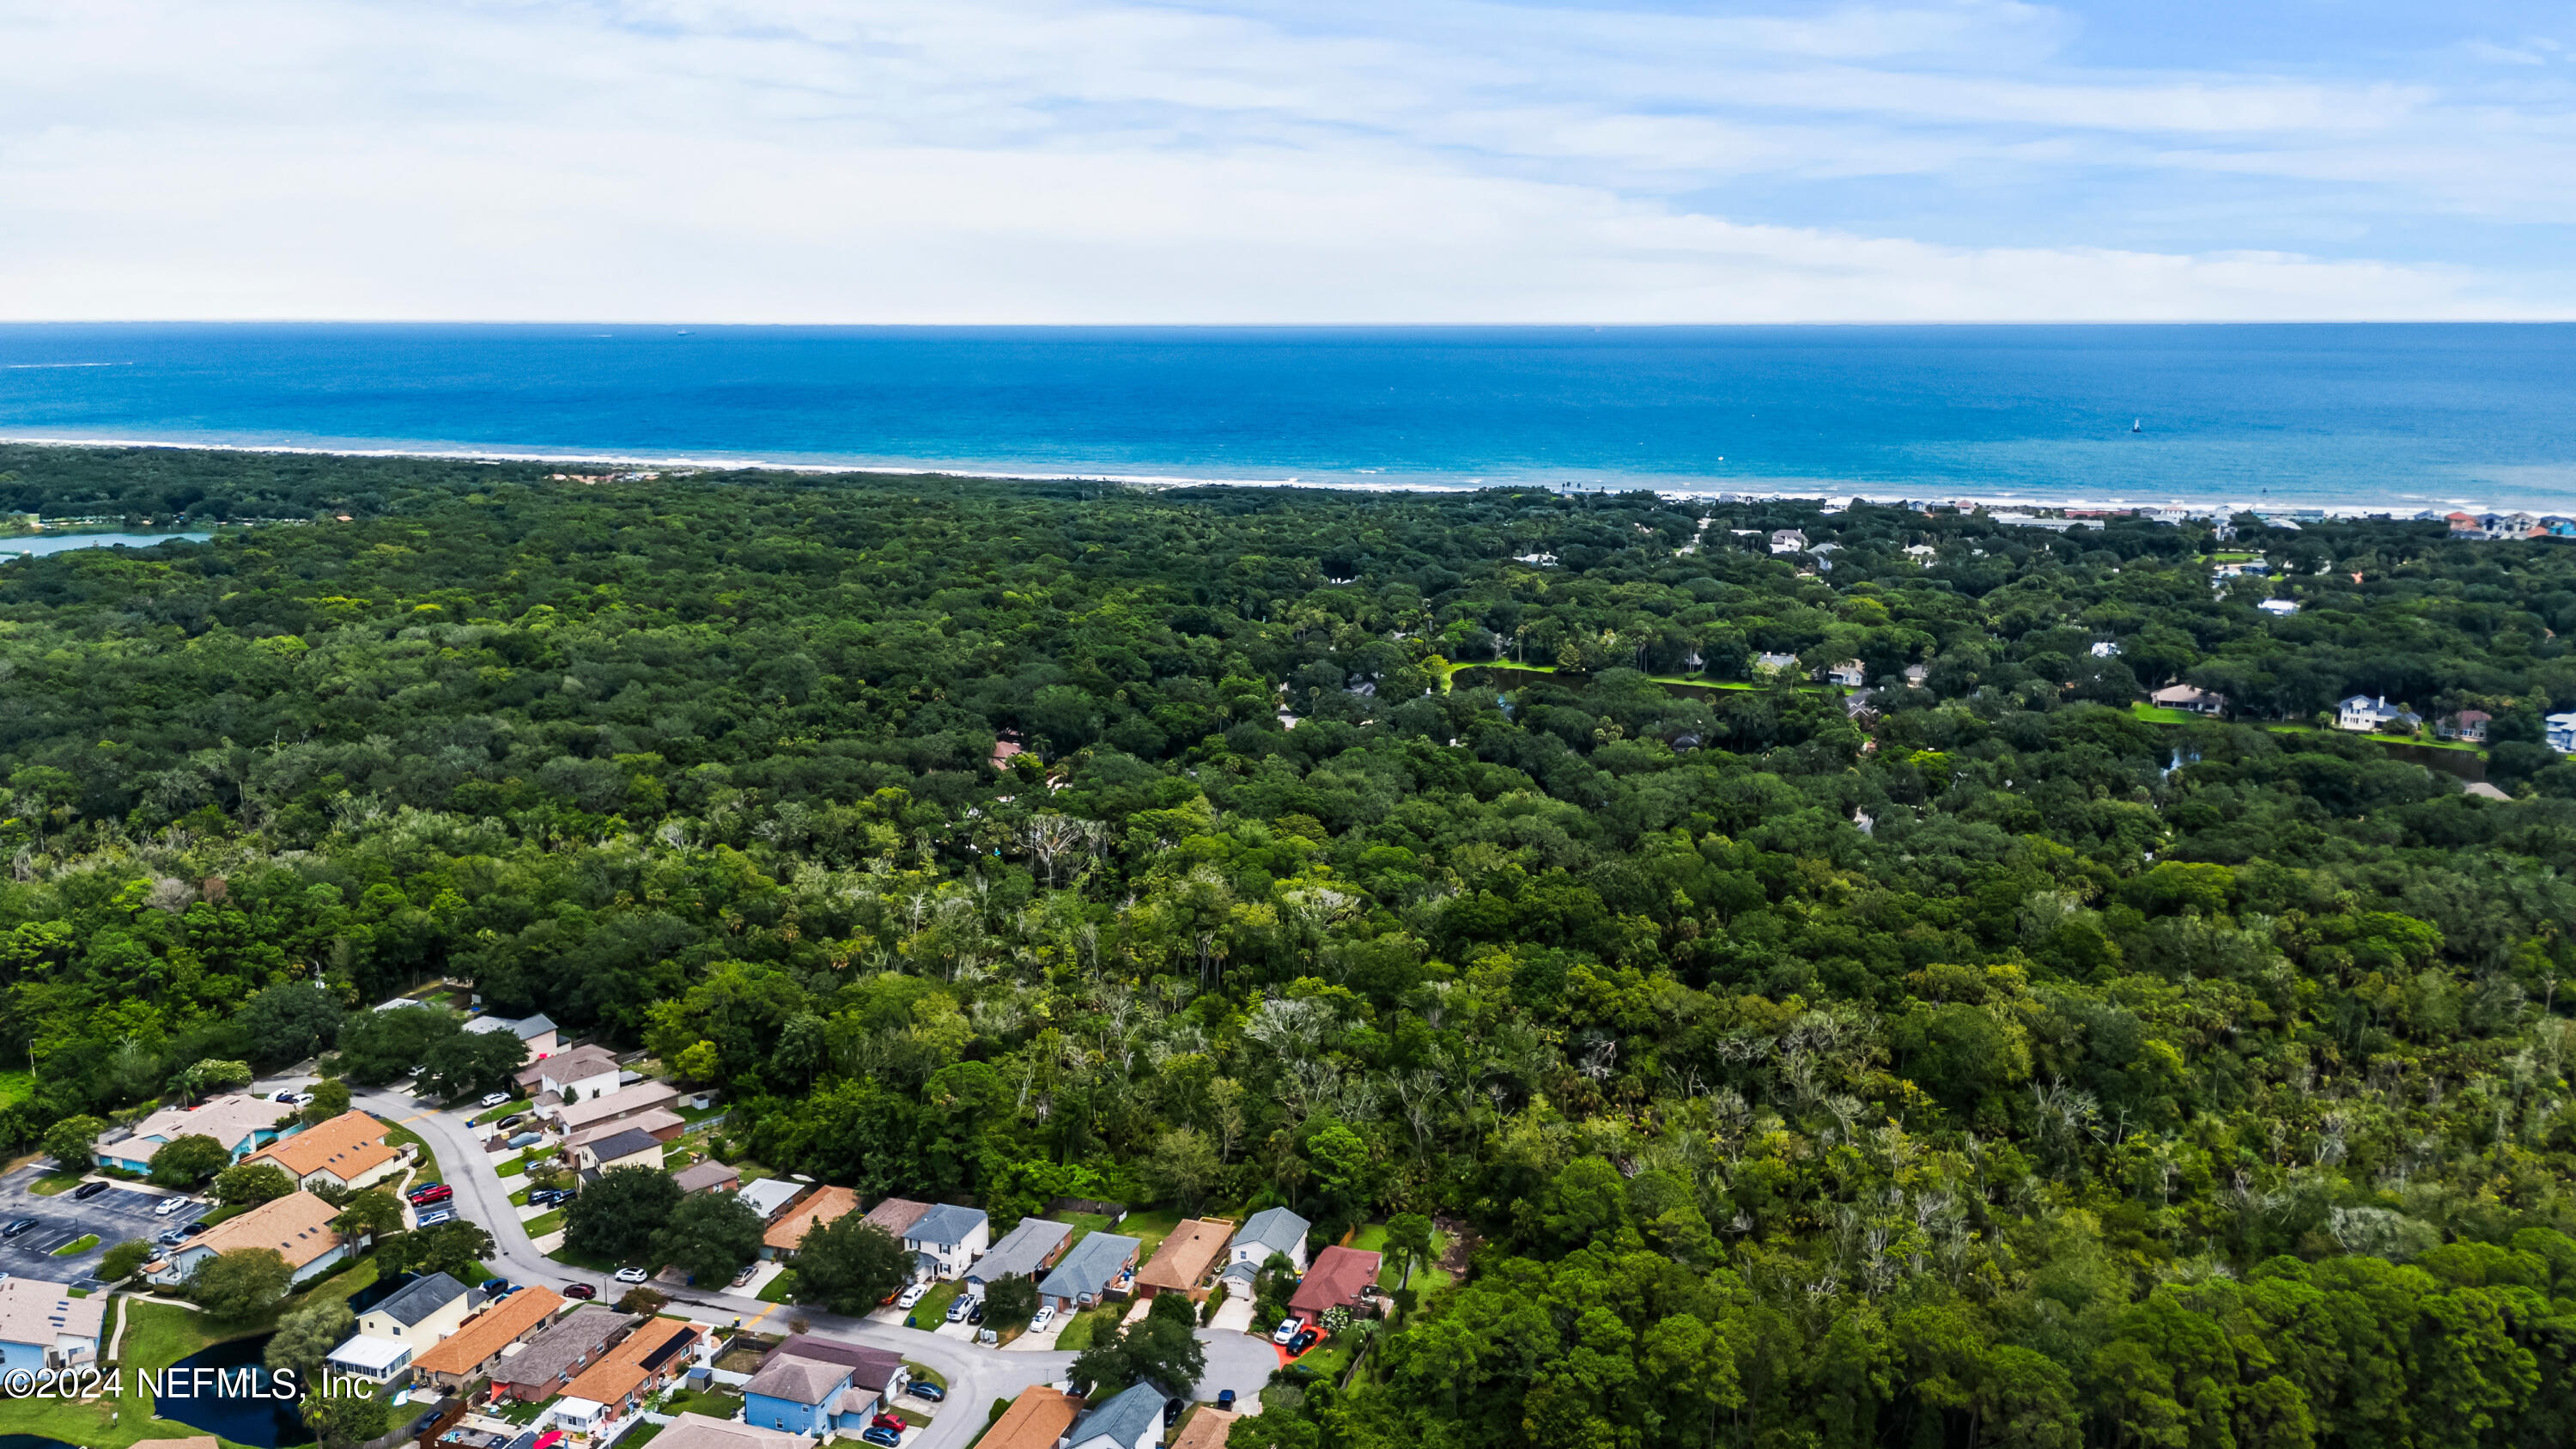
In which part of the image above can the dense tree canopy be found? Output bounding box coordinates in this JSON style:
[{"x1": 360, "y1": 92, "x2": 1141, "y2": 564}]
[{"x1": 0, "y1": 449, "x2": 2573, "y2": 1445}]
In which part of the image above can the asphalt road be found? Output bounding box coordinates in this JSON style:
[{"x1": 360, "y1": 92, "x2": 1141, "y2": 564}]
[
  {"x1": 286, "y1": 1078, "x2": 1274, "y2": 1449},
  {"x1": 0, "y1": 1166, "x2": 209, "y2": 1289}
]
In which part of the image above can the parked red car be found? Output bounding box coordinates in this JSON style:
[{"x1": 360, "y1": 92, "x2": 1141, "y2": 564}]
[
  {"x1": 871, "y1": 1413, "x2": 906, "y2": 1433},
  {"x1": 408, "y1": 1183, "x2": 453, "y2": 1207}
]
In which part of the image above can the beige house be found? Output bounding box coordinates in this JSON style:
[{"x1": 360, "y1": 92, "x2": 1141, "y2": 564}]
[
  {"x1": 762, "y1": 1185, "x2": 860, "y2": 1260},
  {"x1": 153, "y1": 1191, "x2": 345, "y2": 1286},
  {"x1": 244, "y1": 1110, "x2": 404, "y2": 1192},
  {"x1": 0, "y1": 1276, "x2": 106, "y2": 1370},
  {"x1": 552, "y1": 1081, "x2": 683, "y2": 1135},
  {"x1": 576, "y1": 1127, "x2": 665, "y2": 1173},
  {"x1": 355, "y1": 1270, "x2": 479, "y2": 1345}
]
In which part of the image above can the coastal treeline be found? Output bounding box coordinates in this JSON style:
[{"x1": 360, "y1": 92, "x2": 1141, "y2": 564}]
[{"x1": 1, "y1": 451, "x2": 2574, "y2": 1446}]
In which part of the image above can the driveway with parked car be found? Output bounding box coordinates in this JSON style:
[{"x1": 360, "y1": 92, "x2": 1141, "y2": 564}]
[{"x1": 0, "y1": 1164, "x2": 210, "y2": 1288}]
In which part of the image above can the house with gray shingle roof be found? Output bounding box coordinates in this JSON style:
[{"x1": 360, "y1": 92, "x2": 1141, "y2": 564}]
[
  {"x1": 1224, "y1": 1207, "x2": 1308, "y2": 1283},
  {"x1": 901, "y1": 1203, "x2": 989, "y2": 1281},
  {"x1": 965, "y1": 1218, "x2": 1071, "y2": 1300},
  {"x1": 1065, "y1": 1379, "x2": 1172, "y2": 1449},
  {"x1": 1038, "y1": 1232, "x2": 1139, "y2": 1312}
]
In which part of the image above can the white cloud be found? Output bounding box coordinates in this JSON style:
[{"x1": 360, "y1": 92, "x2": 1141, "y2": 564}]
[{"x1": 0, "y1": 0, "x2": 2569, "y2": 320}]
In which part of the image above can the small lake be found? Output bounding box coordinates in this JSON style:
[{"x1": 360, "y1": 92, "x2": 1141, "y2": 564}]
[
  {"x1": 0, "y1": 1435, "x2": 82, "y2": 1449},
  {"x1": 0, "y1": 531, "x2": 211, "y2": 557},
  {"x1": 155, "y1": 1334, "x2": 314, "y2": 1448}
]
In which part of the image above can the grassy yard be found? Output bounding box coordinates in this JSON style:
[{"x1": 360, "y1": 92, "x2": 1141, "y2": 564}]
[
  {"x1": 757, "y1": 1268, "x2": 799, "y2": 1302},
  {"x1": 0, "y1": 1069, "x2": 30, "y2": 1108},
  {"x1": 658, "y1": 1388, "x2": 744, "y2": 1421},
  {"x1": 1119, "y1": 1208, "x2": 1185, "y2": 1262},
  {"x1": 492, "y1": 1394, "x2": 558, "y2": 1426},
  {"x1": 1052, "y1": 1302, "x2": 1124, "y2": 1352},
  {"x1": 622, "y1": 1423, "x2": 666, "y2": 1449},
  {"x1": 1294, "y1": 1334, "x2": 1356, "y2": 1382},
  {"x1": 524, "y1": 1208, "x2": 566, "y2": 1237},
  {"x1": 380, "y1": 1120, "x2": 439, "y2": 1184},
  {"x1": 0, "y1": 1297, "x2": 236, "y2": 1449},
  {"x1": 1347, "y1": 1224, "x2": 1455, "y2": 1296},
  {"x1": 549, "y1": 1243, "x2": 622, "y2": 1273},
  {"x1": 906, "y1": 1281, "x2": 963, "y2": 1330},
  {"x1": 29, "y1": 1171, "x2": 86, "y2": 1196},
  {"x1": 1059, "y1": 1211, "x2": 1115, "y2": 1249},
  {"x1": 52, "y1": 1233, "x2": 99, "y2": 1256}
]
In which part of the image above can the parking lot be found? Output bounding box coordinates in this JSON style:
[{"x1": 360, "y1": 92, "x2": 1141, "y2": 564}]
[{"x1": 0, "y1": 1164, "x2": 210, "y2": 1288}]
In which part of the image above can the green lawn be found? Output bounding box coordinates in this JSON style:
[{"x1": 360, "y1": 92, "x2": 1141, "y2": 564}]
[
  {"x1": 470, "y1": 1099, "x2": 531, "y2": 1126},
  {"x1": 492, "y1": 1394, "x2": 558, "y2": 1427},
  {"x1": 1348, "y1": 1224, "x2": 1455, "y2": 1296},
  {"x1": 622, "y1": 1423, "x2": 665, "y2": 1449},
  {"x1": 1120, "y1": 1208, "x2": 1184, "y2": 1262},
  {"x1": 549, "y1": 1243, "x2": 623, "y2": 1273},
  {"x1": 0, "y1": 1070, "x2": 31, "y2": 1108},
  {"x1": 658, "y1": 1388, "x2": 744, "y2": 1421},
  {"x1": 380, "y1": 1120, "x2": 439, "y2": 1184},
  {"x1": 902, "y1": 1361, "x2": 948, "y2": 1392},
  {"x1": 0, "y1": 1299, "x2": 220, "y2": 1449},
  {"x1": 1294, "y1": 1335, "x2": 1356, "y2": 1382},
  {"x1": 907, "y1": 1281, "x2": 963, "y2": 1330},
  {"x1": 51, "y1": 1233, "x2": 98, "y2": 1256},
  {"x1": 757, "y1": 1267, "x2": 799, "y2": 1302},
  {"x1": 524, "y1": 1208, "x2": 565, "y2": 1237},
  {"x1": 1052, "y1": 1302, "x2": 1124, "y2": 1352},
  {"x1": 29, "y1": 1171, "x2": 85, "y2": 1196}
]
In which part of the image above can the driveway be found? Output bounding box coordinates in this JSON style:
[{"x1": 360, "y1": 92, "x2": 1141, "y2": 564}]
[
  {"x1": 1191, "y1": 1329, "x2": 1278, "y2": 1411},
  {"x1": 1206, "y1": 1294, "x2": 1256, "y2": 1335},
  {"x1": 0, "y1": 1165, "x2": 208, "y2": 1288}
]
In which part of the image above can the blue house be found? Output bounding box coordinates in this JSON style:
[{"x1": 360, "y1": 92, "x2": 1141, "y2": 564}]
[
  {"x1": 741, "y1": 1351, "x2": 883, "y2": 1438},
  {"x1": 94, "y1": 1093, "x2": 301, "y2": 1173}
]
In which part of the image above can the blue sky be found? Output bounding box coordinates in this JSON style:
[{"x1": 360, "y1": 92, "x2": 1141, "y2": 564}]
[{"x1": 2, "y1": 0, "x2": 2570, "y2": 320}]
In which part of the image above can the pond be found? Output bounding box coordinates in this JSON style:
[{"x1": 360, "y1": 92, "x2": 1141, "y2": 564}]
[
  {"x1": 0, "y1": 532, "x2": 211, "y2": 557},
  {"x1": 0, "y1": 1435, "x2": 82, "y2": 1449},
  {"x1": 155, "y1": 1334, "x2": 314, "y2": 1448}
]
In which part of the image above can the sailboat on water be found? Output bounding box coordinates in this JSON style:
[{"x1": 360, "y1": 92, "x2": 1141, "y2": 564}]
[{"x1": 2131, "y1": 418, "x2": 2142, "y2": 433}]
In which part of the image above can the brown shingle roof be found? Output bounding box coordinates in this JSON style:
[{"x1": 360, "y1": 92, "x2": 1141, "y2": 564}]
[
  {"x1": 979, "y1": 1386, "x2": 1082, "y2": 1449},
  {"x1": 1171, "y1": 1408, "x2": 1241, "y2": 1449},
  {"x1": 194, "y1": 1191, "x2": 343, "y2": 1269},
  {"x1": 1136, "y1": 1218, "x2": 1232, "y2": 1294},
  {"x1": 765, "y1": 1185, "x2": 860, "y2": 1252},
  {"x1": 561, "y1": 1316, "x2": 696, "y2": 1406},
  {"x1": 245, "y1": 1111, "x2": 394, "y2": 1182},
  {"x1": 672, "y1": 1161, "x2": 739, "y2": 1194},
  {"x1": 413, "y1": 1285, "x2": 566, "y2": 1377},
  {"x1": 860, "y1": 1196, "x2": 929, "y2": 1236}
]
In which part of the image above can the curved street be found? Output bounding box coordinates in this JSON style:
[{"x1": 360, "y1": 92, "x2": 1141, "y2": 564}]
[{"x1": 315, "y1": 1081, "x2": 1274, "y2": 1449}]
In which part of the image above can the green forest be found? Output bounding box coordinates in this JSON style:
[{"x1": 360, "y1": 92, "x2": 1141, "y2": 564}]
[{"x1": 3, "y1": 443, "x2": 2576, "y2": 1448}]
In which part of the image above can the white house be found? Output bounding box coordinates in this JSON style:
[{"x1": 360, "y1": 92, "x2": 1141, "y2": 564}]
[
  {"x1": 2088, "y1": 642, "x2": 2122, "y2": 658},
  {"x1": 324, "y1": 1335, "x2": 413, "y2": 1385},
  {"x1": 1825, "y1": 660, "x2": 1867, "y2": 687},
  {"x1": 2336, "y1": 695, "x2": 2419, "y2": 734},
  {"x1": 1223, "y1": 1207, "x2": 1309, "y2": 1286},
  {"x1": 1753, "y1": 652, "x2": 1801, "y2": 679},
  {"x1": 464, "y1": 1012, "x2": 560, "y2": 1056},
  {"x1": 152, "y1": 1191, "x2": 346, "y2": 1286},
  {"x1": 2547, "y1": 711, "x2": 2576, "y2": 754},
  {"x1": 515, "y1": 1044, "x2": 623, "y2": 1105},
  {"x1": 1065, "y1": 1380, "x2": 1174, "y2": 1449},
  {"x1": 902, "y1": 1203, "x2": 990, "y2": 1281},
  {"x1": 0, "y1": 1277, "x2": 105, "y2": 1370},
  {"x1": 1769, "y1": 530, "x2": 1807, "y2": 554},
  {"x1": 2257, "y1": 599, "x2": 2300, "y2": 617}
]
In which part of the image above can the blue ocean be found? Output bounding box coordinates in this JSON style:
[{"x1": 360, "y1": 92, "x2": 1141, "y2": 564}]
[{"x1": 3, "y1": 323, "x2": 2573, "y2": 510}]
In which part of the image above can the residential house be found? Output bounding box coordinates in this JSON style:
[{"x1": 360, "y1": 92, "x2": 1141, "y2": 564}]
[
  {"x1": 550, "y1": 1081, "x2": 683, "y2": 1135},
  {"x1": 738, "y1": 1178, "x2": 805, "y2": 1221},
  {"x1": 964, "y1": 1218, "x2": 1072, "y2": 1300},
  {"x1": 2548, "y1": 711, "x2": 2576, "y2": 754},
  {"x1": 548, "y1": 1317, "x2": 700, "y2": 1434},
  {"x1": 902, "y1": 1203, "x2": 990, "y2": 1282},
  {"x1": 671, "y1": 1160, "x2": 740, "y2": 1196},
  {"x1": 1902, "y1": 545, "x2": 1936, "y2": 561},
  {"x1": 980, "y1": 1385, "x2": 1083, "y2": 1449},
  {"x1": 152, "y1": 1190, "x2": 345, "y2": 1286},
  {"x1": 464, "y1": 1012, "x2": 560, "y2": 1056},
  {"x1": 742, "y1": 1352, "x2": 884, "y2": 1439},
  {"x1": 1170, "y1": 1409, "x2": 1241, "y2": 1449},
  {"x1": 646, "y1": 1422, "x2": 807, "y2": 1449},
  {"x1": 573, "y1": 1127, "x2": 664, "y2": 1175},
  {"x1": 1288, "y1": 1245, "x2": 1383, "y2": 1319},
  {"x1": 1902, "y1": 663, "x2": 1929, "y2": 689},
  {"x1": 356, "y1": 1271, "x2": 480, "y2": 1346},
  {"x1": 95, "y1": 1093, "x2": 300, "y2": 1173},
  {"x1": 1768, "y1": 530, "x2": 1807, "y2": 554},
  {"x1": 1223, "y1": 1208, "x2": 1309, "y2": 1287},
  {"x1": 762, "y1": 1185, "x2": 860, "y2": 1261},
  {"x1": 864, "y1": 1197, "x2": 933, "y2": 1238},
  {"x1": 1824, "y1": 660, "x2": 1866, "y2": 688},
  {"x1": 323, "y1": 1336, "x2": 413, "y2": 1386},
  {"x1": 761, "y1": 1335, "x2": 905, "y2": 1400},
  {"x1": 2439, "y1": 710, "x2": 2493, "y2": 743},
  {"x1": 1037, "y1": 1232, "x2": 1139, "y2": 1312},
  {"x1": 490, "y1": 1306, "x2": 638, "y2": 1403},
  {"x1": 514, "y1": 1044, "x2": 623, "y2": 1104},
  {"x1": 562, "y1": 1111, "x2": 683, "y2": 1165},
  {"x1": 0, "y1": 1277, "x2": 105, "y2": 1370},
  {"x1": 2088, "y1": 641, "x2": 2122, "y2": 657},
  {"x1": 244, "y1": 1110, "x2": 403, "y2": 1192},
  {"x1": 1064, "y1": 1379, "x2": 1173, "y2": 1449},
  {"x1": 2257, "y1": 599, "x2": 2300, "y2": 617},
  {"x1": 1752, "y1": 652, "x2": 1801, "y2": 679},
  {"x1": 2149, "y1": 684, "x2": 2227, "y2": 716},
  {"x1": 1134, "y1": 1218, "x2": 1231, "y2": 1300},
  {"x1": 410, "y1": 1285, "x2": 567, "y2": 1392},
  {"x1": 2336, "y1": 695, "x2": 2420, "y2": 734}
]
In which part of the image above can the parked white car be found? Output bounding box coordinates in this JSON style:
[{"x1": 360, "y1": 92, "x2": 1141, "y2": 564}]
[
  {"x1": 1272, "y1": 1316, "x2": 1305, "y2": 1346},
  {"x1": 896, "y1": 1283, "x2": 927, "y2": 1309},
  {"x1": 155, "y1": 1196, "x2": 192, "y2": 1217},
  {"x1": 1030, "y1": 1305, "x2": 1056, "y2": 1332},
  {"x1": 615, "y1": 1267, "x2": 650, "y2": 1284}
]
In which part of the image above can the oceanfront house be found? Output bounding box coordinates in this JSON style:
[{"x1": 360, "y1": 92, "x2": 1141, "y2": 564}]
[
  {"x1": 2336, "y1": 695, "x2": 2421, "y2": 734},
  {"x1": 0, "y1": 1277, "x2": 105, "y2": 1370},
  {"x1": 243, "y1": 1110, "x2": 404, "y2": 1192},
  {"x1": 1037, "y1": 1231, "x2": 1140, "y2": 1312},
  {"x1": 902, "y1": 1203, "x2": 990, "y2": 1281},
  {"x1": 515, "y1": 1044, "x2": 624, "y2": 1105},
  {"x1": 1288, "y1": 1245, "x2": 1383, "y2": 1319},
  {"x1": 572, "y1": 1126, "x2": 665, "y2": 1176},
  {"x1": 1223, "y1": 1208, "x2": 1309, "y2": 1287},
  {"x1": 965, "y1": 1218, "x2": 1072, "y2": 1300},
  {"x1": 737, "y1": 1177, "x2": 805, "y2": 1222},
  {"x1": 546, "y1": 1317, "x2": 700, "y2": 1435},
  {"x1": 2549, "y1": 712, "x2": 2576, "y2": 755},
  {"x1": 1768, "y1": 530, "x2": 1806, "y2": 554},
  {"x1": 490, "y1": 1306, "x2": 639, "y2": 1403},
  {"x1": 2438, "y1": 710, "x2": 2492, "y2": 743},
  {"x1": 980, "y1": 1385, "x2": 1083, "y2": 1449},
  {"x1": 410, "y1": 1285, "x2": 567, "y2": 1393},
  {"x1": 94, "y1": 1093, "x2": 301, "y2": 1172},
  {"x1": 672, "y1": 1160, "x2": 740, "y2": 1196},
  {"x1": 1064, "y1": 1379, "x2": 1174, "y2": 1449},
  {"x1": 2149, "y1": 684, "x2": 2227, "y2": 716},
  {"x1": 762, "y1": 1184, "x2": 860, "y2": 1260},
  {"x1": 463, "y1": 1011, "x2": 559, "y2": 1056},
  {"x1": 742, "y1": 1337, "x2": 906, "y2": 1438},
  {"x1": 1134, "y1": 1218, "x2": 1231, "y2": 1300},
  {"x1": 355, "y1": 1271, "x2": 481, "y2": 1346},
  {"x1": 550, "y1": 1080, "x2": 683, "y2": 1135},
  {"x1": 150, "y1": 1190, "x2": 345, "y2": 1287}
]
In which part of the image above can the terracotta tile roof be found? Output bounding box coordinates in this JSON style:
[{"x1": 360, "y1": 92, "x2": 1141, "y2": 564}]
[
  {"x1": 1137, "y1": 1218, "x2": 1232, "y2": 1294},
  {"x1": 245, "y1": 1111, "x2": 394, "y2": 1182},
  {"x1": 979, "y1": 1385, "x2": 1081, "y2": 1449},
  {"x1": 561, "y1": 1316, "x2": 696, "y2": 1406},
  {"x1": 765, "y1": 1185, "x2": 861, "y2": 1252},
  {"x1": 1288, "y1": 1245, "x2": 1382, "y2": 1314},
  {"x1": 194, "y1": 1191, "x2": 343, "y2": 1269},
  {"x1": 412, "y1": 1285, "x2": 566, "y2": 1377}
]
